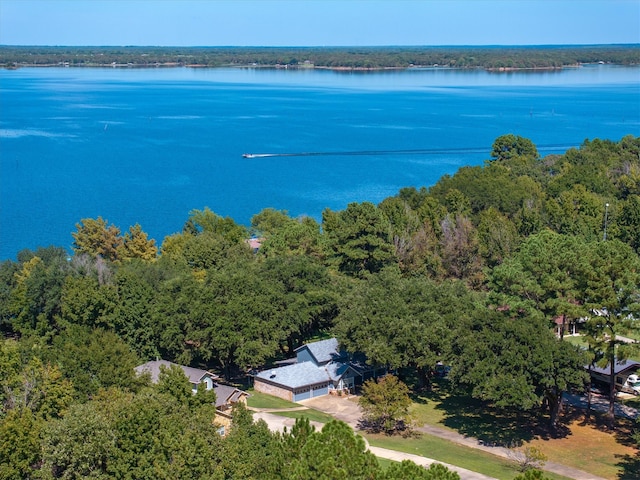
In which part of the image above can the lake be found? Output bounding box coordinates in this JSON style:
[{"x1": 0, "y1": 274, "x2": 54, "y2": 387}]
[{"x1": 1, "y1": 65, "x2": 639, "y2": 260}]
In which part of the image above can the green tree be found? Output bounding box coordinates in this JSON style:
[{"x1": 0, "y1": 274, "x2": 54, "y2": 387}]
[
  {"x1": 1, "y1": 344, "x2": 74, "y2": 420},
  {"x1": 477, "y1": 207, "x2": 520, "y2": 267},
  {"x1": 0, "y1": 259, "x2": 20, "y2": 333},
  {"x1": 181, "y1": 231, "x2": 251, "y2": 271},
  {"x1": 219, "y1": 402, "x2": 280, "y2": 479},
  {"x1": 117, "y1": 223, "x2": 158, "y2": 261},
  {"x1": 0, "y1": 408, "x2": 43, "y2": 480},
  {"x1": 183, "y1": 206, "x2": 247, "y2": 243},
  {"x1": 334, "y1": 268, "x2": 472, "y2": 388},
  {"x1": 40, "y1": 402, "x2": 115, "y2": 480},
  {"x1": 48, "y1": 325, "x2": 142, "y2": 399},
  {"x1": 156, "y1": 363, "x2": 193, "y2": 406},
  {"x1": 488, "y1": 230, "x2": 588, "y2": 338},
  {"x1": 110, "y1": 267, "x2": 159, "y2": 359},
  {"x1": 72, "y1": 217, "x2": 123, "y2": 262},
  {"x1": 451, "y1": 309, "x2": 587, "y2": 428},
  {"x1": 382, "y1": 461, "x2": 460, "y2": 480},
  {"x1": 323, "y1": 202, "x2": 396, "y2": 276},
  {"x1": 257, "y1": 255, "x2": 338, "y2": 354},
  {"x1": 282, "y1": 419, "x2": 379, "y2": 480},
  {"x1": 9, "y1": 247, "x2": 70, "y2": 337},
  {"x1": 616, "y1": 195, "x2": 640, "y2": 253},
  {"x1": 545, "y1": 184, "x2": 604, "y2": 239},
  {"x1": 60, "y1": 275, "x2": 116, "y2": 329},
  {"x1": 491, "y1": 134, "x2": 539, "y2": 161},
  {"x1": 582, "y1": 239, "x2": 640, "y2": 424},
  {"x1": 359, "y1": 375, "x2": 413, "y2": 434},
  {"x1": 251, "y1": 207, "x2": 295, "y2": 235},
  {"x1": 258, "y1": 216, "x2": 325, "y2": 259},
  {"x1": 513, "y1": 470, "x2": 553, "y2": 480}
]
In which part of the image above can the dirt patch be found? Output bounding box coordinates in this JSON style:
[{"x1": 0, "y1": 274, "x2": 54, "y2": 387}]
[{"x1": 528, "y1": 419, "x2": 638, "y2": 479}]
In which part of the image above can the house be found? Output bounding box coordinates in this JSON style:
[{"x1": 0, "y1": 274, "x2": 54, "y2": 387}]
[
  {"x1": 254, "y1": 338, "x2": 383, "y2": 402},
  {"x1": 210, "y1": 382, "x2": 249, "y2": 435},
  {"x1": 134, "y1": 359, "x2": 218, "y2": 393},
  {"x1": 246, "y1": 237, "x2": 263, "y2": 253},
  {"x1": 588, "y1": 359, "x2": 640, "y2": 391},
  {"x1": 135, "y1": 359, "x2": 249, "y2": 435}
]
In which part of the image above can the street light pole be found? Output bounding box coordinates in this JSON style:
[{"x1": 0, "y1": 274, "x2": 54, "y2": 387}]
[{"x1": 603, "y1": 203, "x2": 609, "y2": 241}]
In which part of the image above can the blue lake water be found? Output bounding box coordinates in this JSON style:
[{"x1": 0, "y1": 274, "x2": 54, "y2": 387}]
[{"x1": 1, "y1": 65, "x2": 639, "y2": 260}]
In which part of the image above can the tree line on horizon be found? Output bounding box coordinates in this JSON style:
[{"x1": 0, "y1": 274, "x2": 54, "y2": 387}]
[
  {"x1": 1, "y1": 45, "x2": 639, "y2": 69},
  {"x1": 1, "y1": 134, "x2": 639, "y2": 478}
]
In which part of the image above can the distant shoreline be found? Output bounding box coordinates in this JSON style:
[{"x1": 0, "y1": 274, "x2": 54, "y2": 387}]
[
  {"x1": 1, "y1": 62, "x2": 604, "y2": 72},
  {"x1": 2, "y1": 45, "x2": 638, "y2": 71}
]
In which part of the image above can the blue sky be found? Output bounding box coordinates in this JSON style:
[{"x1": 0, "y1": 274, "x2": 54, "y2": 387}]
[{"x1": 1, "y1": 0, "x2": 638, "y2": 46}]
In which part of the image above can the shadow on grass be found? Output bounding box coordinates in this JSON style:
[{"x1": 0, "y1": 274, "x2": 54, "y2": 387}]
[
  {"x1": 576, "y1": 405, "x2": 637, "y2": 448},
  {"x1": 416, "y1": 382, "x2": 572, "y2": 447},
  {"x1": 616, "y1": 452, "x2": 640, "y2": 479}
]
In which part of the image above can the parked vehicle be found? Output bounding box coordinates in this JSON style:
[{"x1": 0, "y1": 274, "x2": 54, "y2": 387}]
[{"x1": 621, "y1": 374, "x2": 640, "y2": 395}]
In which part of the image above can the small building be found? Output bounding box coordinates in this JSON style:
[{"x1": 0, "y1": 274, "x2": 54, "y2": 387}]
[
  {"x1": 135, "y1": 359, "x2": 248, "y2": 435},
  {"x1": 134, "y1": 359, "x2": 218, "y2": 393},
  {"x1": 211, "y1": 382, "x2": 249, "y2": 435},
  {"x1": 588, "y1": 359, "x2": 640, "y2": 391},
  {"x1": 254, "y1": 338, "x2": 382, "y2": 402},
  {"x1": 246, "y1": 237, "x2": 263, "y2": 253}
]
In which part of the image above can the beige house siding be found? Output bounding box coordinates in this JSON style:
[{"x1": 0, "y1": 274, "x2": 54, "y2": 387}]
[
  {"x1": 214, "y1": 410, "x2": 233, "y2": 436},
  {"x1": 254, "y1": 378, "x2": 293, "y2": 401}
]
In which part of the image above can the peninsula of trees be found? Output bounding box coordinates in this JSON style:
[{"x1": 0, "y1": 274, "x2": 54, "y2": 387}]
[
  {"x1": 1, "y1": 135, "x2": 639, "y2": 478},
  {"x1": 1, "y1": 44, "x2": 639, "y2": 70}
]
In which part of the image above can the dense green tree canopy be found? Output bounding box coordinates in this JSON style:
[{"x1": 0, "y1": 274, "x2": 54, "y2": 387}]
[{"x1": 1, "y1": 135, "x2": 639, "y2": 476}]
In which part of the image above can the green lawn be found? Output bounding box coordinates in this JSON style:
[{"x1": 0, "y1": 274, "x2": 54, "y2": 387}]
[
  {"x1": 273, "y1": 409, "x2": 338, "y2": 425},
  {"x1": 407, "y1": 379, "x2": 637, "y2": 479},
  {"x1": 247, "y1": 383, "x2": 635, "y2": 478},
  {"x1": 562, "y1": 335, "x2": 589, "y2": 348},
  {"x1": 365, "y1": 433, "x2": 570, "y2": 480},
  {"x1": 246, "y1": 389, "x2": 300, "y2": 409}
]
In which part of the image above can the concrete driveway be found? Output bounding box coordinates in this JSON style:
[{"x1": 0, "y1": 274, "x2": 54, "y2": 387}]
[{"x1": 298, "y1": 394, "x2": 363, "y2": 428}]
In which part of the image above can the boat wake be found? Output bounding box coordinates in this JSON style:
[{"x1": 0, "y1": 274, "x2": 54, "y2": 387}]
[{"x1": 241, "y1": 143, "x2": 578, "y2": 159}]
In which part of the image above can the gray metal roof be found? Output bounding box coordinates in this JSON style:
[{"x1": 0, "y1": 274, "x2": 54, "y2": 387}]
[
  {"x1": 135, "y1": 360, "x2": 217, "y2": 385},
  {"x1": 295, "y1": 337, "x2": 346, "y2": 364},
  {"x1": 589, "y1": 359, "x2": 640, "y2": 376},
  {"x1": 255, "y1": 362, "x2": 331, "y2": 389}
]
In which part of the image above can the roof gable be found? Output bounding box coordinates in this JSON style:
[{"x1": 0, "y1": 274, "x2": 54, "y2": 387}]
[
  {"x1": 295, "y1": 338, "x2": 346, "y2": 365},
  {"x1": 324, "y1": 361, "x2": 358, "y2": 381},
  {"x1": 213, "y1": 383, "x2": 248, "y2": 408}
]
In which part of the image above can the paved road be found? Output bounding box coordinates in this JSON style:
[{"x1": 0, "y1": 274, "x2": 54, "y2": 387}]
[{"x1": 563, "y1": 392, "x2": 638, "y2": 420}]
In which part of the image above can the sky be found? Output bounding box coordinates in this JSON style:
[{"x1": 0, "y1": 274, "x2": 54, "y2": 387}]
[{"x1": 0, "y1": 0, "x2": 639, "y2": 47}]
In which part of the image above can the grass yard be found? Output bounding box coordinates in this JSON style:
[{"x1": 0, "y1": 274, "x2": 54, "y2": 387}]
[
  {"x1": 365, "y1": 432, "x2": 570, "y2": 480},
  {"x1": 246, "y1": 383, "x2": 638, "y2": 478},
  {"x1": 528, "y1": 415, "x2": 639, "y2": 480},
  {"x1": 246, "y1": 389, "x2": 300, "y2": 409},
  {"x1": 273, "y1": 409, "x2": 338, "y2": 424},
  {"x1": 408, "y1": 380, "x2": 639, "y2": 479}
]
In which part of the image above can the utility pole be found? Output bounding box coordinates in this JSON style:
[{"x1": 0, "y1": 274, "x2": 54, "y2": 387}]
[{"x1": 603, "y1": 203, "x2": 609, "y2": 241}]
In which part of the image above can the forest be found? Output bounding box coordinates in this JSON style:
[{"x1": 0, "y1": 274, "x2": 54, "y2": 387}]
[
  {"x1": 1, "y1": 134, "x2": 640, "y2": 479},
  {"x1": 1, "y1": 44, "x2": 639, "y2": 69}
]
